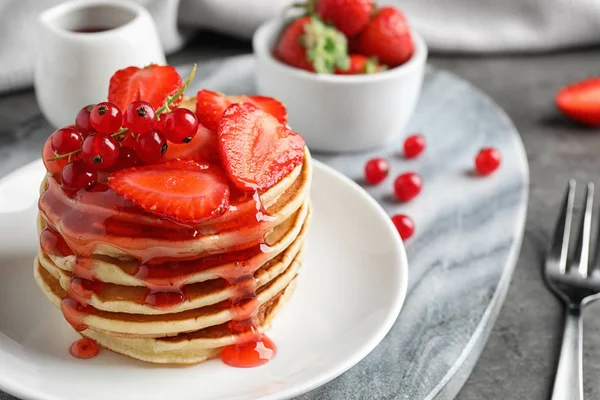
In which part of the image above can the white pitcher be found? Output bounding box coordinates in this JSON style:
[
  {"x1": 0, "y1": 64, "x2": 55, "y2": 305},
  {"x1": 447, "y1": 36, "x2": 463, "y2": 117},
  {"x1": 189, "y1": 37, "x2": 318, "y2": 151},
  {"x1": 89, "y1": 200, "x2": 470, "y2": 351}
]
[{"x1": 35, "y1": 0, "x2": 166, "y2": 128}]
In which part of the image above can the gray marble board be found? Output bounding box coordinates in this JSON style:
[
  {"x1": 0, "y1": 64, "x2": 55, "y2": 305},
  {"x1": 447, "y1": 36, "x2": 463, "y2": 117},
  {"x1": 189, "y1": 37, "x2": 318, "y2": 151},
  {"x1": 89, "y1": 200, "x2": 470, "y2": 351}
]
[{"x1": 0, "y1": 54, "x2": 528, "y2": 400}]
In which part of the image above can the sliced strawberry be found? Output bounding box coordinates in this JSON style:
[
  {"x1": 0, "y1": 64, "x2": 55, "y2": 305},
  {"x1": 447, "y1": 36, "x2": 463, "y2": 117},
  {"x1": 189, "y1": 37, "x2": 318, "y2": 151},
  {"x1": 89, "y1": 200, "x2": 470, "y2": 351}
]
[
  {"x1": 108, "y1": 65, "x2": 183, "y2": 112},
  {"x1": 164, "y1": 124, "x2": 221, "y2": 165},
  {"x1": 556, "y1": 77, "x2": 600, "y2": 126},
  {"x1": 196, "y1": 90, "x2": 288, "y2": 133},
  {"x1": 108, "y1": 160, "x2": 230, "y2": 224},
  {"x1": 218, "y1": 103, "x2": 305, "y2": 192}
]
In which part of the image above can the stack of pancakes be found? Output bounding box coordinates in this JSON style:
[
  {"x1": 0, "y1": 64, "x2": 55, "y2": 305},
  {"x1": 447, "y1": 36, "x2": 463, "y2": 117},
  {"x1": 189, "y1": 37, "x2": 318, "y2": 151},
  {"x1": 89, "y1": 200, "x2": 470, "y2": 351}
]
[{"x1": 33, "y1": 104, "x2": 312, "y2": 364}]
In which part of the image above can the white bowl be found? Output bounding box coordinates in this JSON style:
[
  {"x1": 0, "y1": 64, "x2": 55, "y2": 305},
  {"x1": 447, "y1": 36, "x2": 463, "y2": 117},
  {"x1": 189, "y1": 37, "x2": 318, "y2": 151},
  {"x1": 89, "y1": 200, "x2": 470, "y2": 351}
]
[{"x1": 253, "y1": 17, "x2": 428, "y2": 153}]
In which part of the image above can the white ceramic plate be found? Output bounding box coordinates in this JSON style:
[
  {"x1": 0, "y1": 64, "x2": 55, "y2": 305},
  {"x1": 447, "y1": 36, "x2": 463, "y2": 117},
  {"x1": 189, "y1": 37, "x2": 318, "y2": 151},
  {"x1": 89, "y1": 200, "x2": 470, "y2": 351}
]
[{"x1": 0, "y1": 159, "x2": 408, "y2": 400}]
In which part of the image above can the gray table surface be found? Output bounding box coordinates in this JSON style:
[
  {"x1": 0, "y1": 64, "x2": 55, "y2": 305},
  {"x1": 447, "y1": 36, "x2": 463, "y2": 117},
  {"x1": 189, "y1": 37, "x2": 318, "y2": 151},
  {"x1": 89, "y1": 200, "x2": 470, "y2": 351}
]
[{"x1": 2, "y1": 33, "x2": 600, "y2": 400}]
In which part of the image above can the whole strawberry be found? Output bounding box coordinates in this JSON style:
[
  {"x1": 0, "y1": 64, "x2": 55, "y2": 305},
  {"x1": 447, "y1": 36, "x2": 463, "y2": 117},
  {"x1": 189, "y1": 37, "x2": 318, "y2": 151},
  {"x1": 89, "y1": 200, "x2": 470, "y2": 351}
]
[
  {"x1": 274, "y1": 16, "x2": 350, "y2": 74},
  {"x1": 315, "y1": 0, "x2": 373, "y2": 38},
  {"x1": 335, "y1": 54, "x2": 386, "y2": 74},
  {"x1": 351, "y1": 7, "x2": 414, "y2": 67}
]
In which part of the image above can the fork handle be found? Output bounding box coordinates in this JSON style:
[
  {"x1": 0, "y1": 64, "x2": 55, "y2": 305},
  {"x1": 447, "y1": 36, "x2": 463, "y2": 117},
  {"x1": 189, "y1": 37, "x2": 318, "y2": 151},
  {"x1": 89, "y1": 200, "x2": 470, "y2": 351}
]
[{"x1": 551, "y1": 306, "x2": 584, "y2": 400}]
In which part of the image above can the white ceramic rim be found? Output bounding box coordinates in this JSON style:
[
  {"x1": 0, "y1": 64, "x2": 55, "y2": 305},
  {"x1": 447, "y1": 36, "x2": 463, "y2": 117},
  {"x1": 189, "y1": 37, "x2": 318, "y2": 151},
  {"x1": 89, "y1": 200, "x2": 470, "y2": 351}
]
[
  {"x1": 0, "y1": 158, "x2": 409, "y2": 400},
  {"x1": 252, "y1": 16, "x2": 428, "y2": 84},
  {"x1": 38, "y1": 0, "x2": 149, "y2": 41}
]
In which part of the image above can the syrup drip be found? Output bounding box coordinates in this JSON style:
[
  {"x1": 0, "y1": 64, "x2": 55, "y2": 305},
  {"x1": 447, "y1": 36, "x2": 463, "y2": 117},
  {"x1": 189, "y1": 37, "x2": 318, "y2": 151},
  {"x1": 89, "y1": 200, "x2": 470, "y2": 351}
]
[
  {"x1": 60, "y1": 298, "x2": 89, "y2": 331},
  {"x1": 68, "y1": 277, "x2": 103, "y2": 306},
  {"x1": 69, "y1": 338, "x2": 100, "y2": 359},
  {"x1": 218, "y1": 192, "x2": 277, "y2": 368},
  {"x1": 39, "y1": 226, "x2": 74, "y2": 257}
]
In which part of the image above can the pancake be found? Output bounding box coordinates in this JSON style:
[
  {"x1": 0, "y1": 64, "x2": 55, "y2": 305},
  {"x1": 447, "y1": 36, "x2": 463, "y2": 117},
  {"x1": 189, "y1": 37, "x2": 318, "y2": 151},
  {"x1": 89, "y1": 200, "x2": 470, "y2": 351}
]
[
  {"x1": 36, "y1": 208, "x2": 310, "y2": 315},
  {"x1": 39, "y1": 198, "x2": 310, "y2": 288}
]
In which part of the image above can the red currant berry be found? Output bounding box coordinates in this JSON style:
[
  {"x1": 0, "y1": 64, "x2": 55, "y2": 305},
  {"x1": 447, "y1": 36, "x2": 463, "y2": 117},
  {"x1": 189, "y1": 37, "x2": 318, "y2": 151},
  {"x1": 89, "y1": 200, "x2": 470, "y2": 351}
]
[
  {"x1": 393, "y1": 172, "x2": 423, "y2": 202},
  {"x1": 364, "y1": 158, "x2": 389, "y2": 185},
  {"x1": 391, "y1": 214, "x2": 415, "y2": 240},
  {"x1": 115, "y1": 146, "x2": 142, "y2": 169},
  {"x1": 75, "y1": 104, "x2": 95, "y2": 137},
  {"x1": 42, "y1": 136, "x2": 69, "y2": 176},
  {"x1": 61, "y1": 161, "x2": 98, "y2": 193},
  {"x1": 161, "y1": 108, "x2": 199, "y2": 143},
  {"x1": 90, "y1": 102, "x2": 122, "y2": 134},
  {"x1": 81, "y1": 133, "x2": 120, "y2": 170},
  {"x1": 136, "y1": 129, "x2": 168, "y2": 164},
  {"x1": 475, "y1": 147, "x2": 501, "y2": 175},
  {"x1": 51, "y1": 127, "x2": 82, "y2": 155},
  {"x1": 403, "y1": 134, "x2": 426, "y2": 159},
  {"x1": 123, "y1": 101, "x2": 156, "y2": 135}
]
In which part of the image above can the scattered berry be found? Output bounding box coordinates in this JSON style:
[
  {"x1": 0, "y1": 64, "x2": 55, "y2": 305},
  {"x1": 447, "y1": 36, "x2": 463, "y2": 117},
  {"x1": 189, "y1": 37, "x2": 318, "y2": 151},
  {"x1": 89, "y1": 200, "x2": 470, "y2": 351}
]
[
  {"x1": 90, "y1": 102, "x2": 122, "y2": 134},
  {"x1": 391, "y1": 214, "x2": 415, "y2": 240},
  {"x1": 335, "y1": 54, "x2": 385, "y2": 75},
  {"x1": 108, "y1": 64, "x2": 183, "y2": 112},
  {"x1": 474, "y1": 147, "x2": 501, "y2": 175},
  {"x1": 123, "y1": 101, "x2": 156, "y2": 135},
  {"x1": 218, "y1": 103, "x2": 305, "y2": 192},
  {"x1": 274, "y1": 16, "x2": 350, "y2": 74},
  {"x1": 555, "y1": 77, "x2": 600, "y2": 126},
  {"x1": 316, "y1": 0, "x2": 374, "y2": 37},
  {"x1": 61, "y1": 161, "x2": 98, "y2": 193},
  {"x1": 403, "y1": 134, "x2": 426, "y2": 159},
  {"x1": 42, "y1": 136, "x2": 69, "y2": 176},
  {"x1": 81, "y1": 133, "x2": 120, "y2": 170},
  {"x1": 162, "y1": 108, "x2": 199, "y2": 143},
  {"x1": 136, "y1": 129, "x2": 168, "y2": 164},
  {"x1": 364, "y1": 157, "x2": 389, "y2": 184},
  {"x1": 393, "y1": 172, "x2": 422, "y2": 202},
  {"x1": 109, "y1": 159, "x2": 231, "y2": 223},
  {"x1": 115, "y1": 146, "x2": 142, "y2": 169},
  {"x1": 196, "y1": 90, "x2": 288, "y2": 133},
  {"x1": 351, "y1": 7, "x2": 414, "y2": 67},
  {"x1": 51, "y1": 127, "x2": 82, "y2": 155},
  {"x1": 75, "y1": 105, "x2": 95, "y2": 136}
]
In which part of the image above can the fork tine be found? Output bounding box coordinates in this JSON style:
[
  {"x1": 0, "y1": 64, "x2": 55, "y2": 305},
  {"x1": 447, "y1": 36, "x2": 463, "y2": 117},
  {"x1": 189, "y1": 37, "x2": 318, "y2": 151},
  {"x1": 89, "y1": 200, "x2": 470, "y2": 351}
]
[
  {"x1": 571, "y1": 182, "x2": 594, "y2": 277},
  {"x1": 548, "y1": 180, "x2": 576, "y2": 274}
]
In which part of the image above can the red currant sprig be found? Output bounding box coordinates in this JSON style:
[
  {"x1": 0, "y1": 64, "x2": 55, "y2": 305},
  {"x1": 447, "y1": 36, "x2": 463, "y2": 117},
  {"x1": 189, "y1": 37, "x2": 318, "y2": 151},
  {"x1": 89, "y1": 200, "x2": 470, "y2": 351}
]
[{"x1": 47, "y1": 63, "x2": 198, "y2": 163}]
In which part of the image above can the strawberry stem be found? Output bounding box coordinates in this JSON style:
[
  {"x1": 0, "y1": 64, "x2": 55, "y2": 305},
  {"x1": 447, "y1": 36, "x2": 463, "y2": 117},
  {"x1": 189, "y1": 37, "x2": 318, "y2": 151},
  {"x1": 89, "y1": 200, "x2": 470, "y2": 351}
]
[{"x1": 48, "y1": 63, "x2": 198, "y2": 162}]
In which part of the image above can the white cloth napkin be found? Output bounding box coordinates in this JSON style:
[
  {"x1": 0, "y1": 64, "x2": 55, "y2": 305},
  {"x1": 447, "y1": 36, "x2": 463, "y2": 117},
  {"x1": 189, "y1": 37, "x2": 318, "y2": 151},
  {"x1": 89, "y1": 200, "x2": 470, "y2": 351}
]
[{"x1": 1, "y1": 0, "x2": 600, "y2": 93}]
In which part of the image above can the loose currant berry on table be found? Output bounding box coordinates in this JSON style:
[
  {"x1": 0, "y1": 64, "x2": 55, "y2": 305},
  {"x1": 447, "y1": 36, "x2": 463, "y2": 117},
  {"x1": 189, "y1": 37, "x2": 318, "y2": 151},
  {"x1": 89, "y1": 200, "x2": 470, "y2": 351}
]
[
  {"x1": 474, "y1": 147, "x2": 501, "y2": 175},
  {"x1": 393, "y1": 172, "x2": 422, "y2": 202},
  {"x1": 51, "y1": 127, "x2": 82, "y2": 154},
  {"x1": 403, "y1": 134, "x2": 426, "y2": 159},
  {"x1": 81, "y1": 133, "x2": 120, "y2": 170},
  {"x1": 61, "y1": 161, "x2": 98, "y2": 193},
  {"x1": 364, "y1": 157, "x2": 390, "y2": 185},
  {"x1": 75, "y1": 105, "x2": 95, "y2": 137},
  {"x1": 90, "y1": 102, "x2": 122, "y2": 134},
  {"x1": 123, "y1": 101, "x2": 156, "y2": 135},
  {"x1": 391, "y1": 214, "x2": 415, "y2": 240},
  {"x1": 161, "y1": 108, "x2": 199, "y2": 143},
  {"x1": 136, "y1": 129, "x2": 168, "y2": 164}
]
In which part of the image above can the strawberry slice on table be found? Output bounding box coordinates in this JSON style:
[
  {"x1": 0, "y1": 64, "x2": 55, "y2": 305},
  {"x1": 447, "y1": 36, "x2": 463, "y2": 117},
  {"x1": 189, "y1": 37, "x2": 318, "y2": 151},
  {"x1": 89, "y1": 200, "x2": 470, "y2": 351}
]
[
  {"x1": 108, "y1": 160, "x2": 230, "y2": 224},
  {"x1": 164, "y1": 124, "x2": 221, "y2": 165},
  {"x1": 556, "y1": 77, "x2": 600, "y2": 126},
  {"x1": 218, "y1": 103, "x2": 305, "y2": 192},
  {"x1": 196, "y1": 90, "x2": 287, "y2": 133},
  {"x1": 108, "y1": 64, "x2": 183, "y2": 112}
]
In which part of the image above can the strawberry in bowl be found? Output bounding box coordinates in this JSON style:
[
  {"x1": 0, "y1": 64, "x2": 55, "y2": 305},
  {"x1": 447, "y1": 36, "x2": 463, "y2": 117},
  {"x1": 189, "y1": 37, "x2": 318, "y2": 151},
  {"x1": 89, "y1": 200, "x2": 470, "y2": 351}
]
[{"x1": 252, "y1": 0, "x2": 427, "y2": 152}]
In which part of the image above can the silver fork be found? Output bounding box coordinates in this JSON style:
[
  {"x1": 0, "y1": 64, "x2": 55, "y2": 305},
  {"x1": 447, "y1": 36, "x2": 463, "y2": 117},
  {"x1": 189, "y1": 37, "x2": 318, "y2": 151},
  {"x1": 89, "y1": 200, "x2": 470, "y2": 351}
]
[{"x1": 545, "y1": 180, "x2": 600, "y2": 400}]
